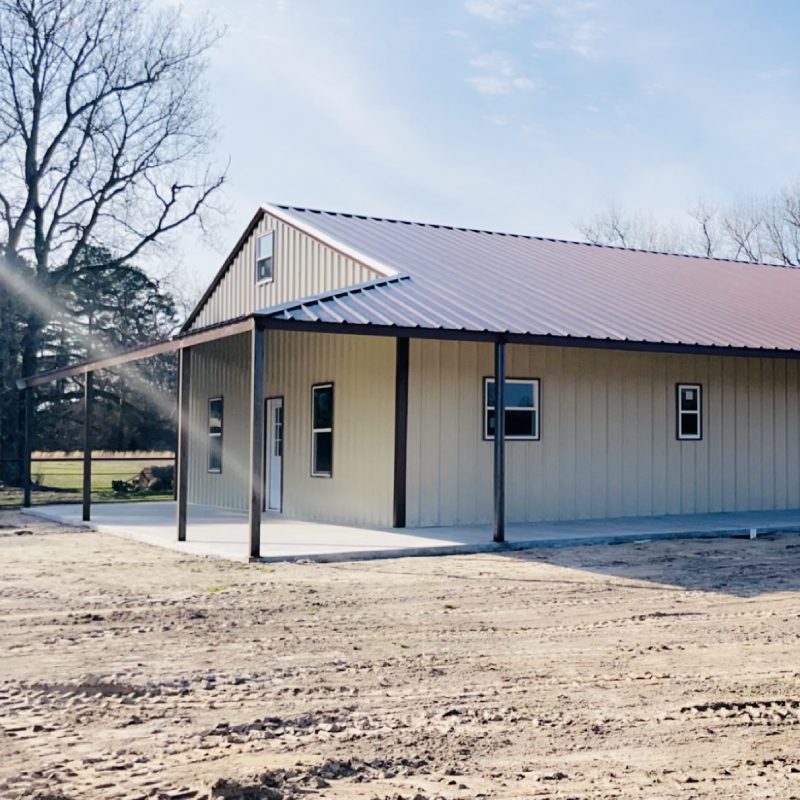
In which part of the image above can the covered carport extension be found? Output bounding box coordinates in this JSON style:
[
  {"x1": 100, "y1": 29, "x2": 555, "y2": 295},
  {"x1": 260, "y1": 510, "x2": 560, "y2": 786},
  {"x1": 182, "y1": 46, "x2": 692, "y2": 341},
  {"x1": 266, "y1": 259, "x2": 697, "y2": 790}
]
[{"x1": 15, "y1": 308, "x2": 529, "y2": 557}]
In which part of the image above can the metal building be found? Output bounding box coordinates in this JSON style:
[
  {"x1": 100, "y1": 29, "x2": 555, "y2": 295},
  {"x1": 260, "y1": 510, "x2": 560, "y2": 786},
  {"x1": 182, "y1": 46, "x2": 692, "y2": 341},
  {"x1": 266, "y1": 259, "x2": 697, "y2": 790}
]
[{"x1": 19, "y1": 203, "x2": 800, "y2": 555}]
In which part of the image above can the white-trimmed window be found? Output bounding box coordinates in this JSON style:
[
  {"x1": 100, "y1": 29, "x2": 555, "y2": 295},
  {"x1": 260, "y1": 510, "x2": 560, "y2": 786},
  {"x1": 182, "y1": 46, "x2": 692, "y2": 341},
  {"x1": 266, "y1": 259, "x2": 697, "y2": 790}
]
[
  {"x1": 255, "y1": 232, "x2": 274, "y2": 283},
  {"x1": 208, "y1": 397, "x2": 223, "y2": 472},
  {"x1": 483, "y1": 378, "x2": 540, "y2": 440},
  {"x1": 311, "y1": 383, "x2": 333, "y2": 477},
  {"x1": 677, "y1": 383, "x2": 702, "y2": 440}
]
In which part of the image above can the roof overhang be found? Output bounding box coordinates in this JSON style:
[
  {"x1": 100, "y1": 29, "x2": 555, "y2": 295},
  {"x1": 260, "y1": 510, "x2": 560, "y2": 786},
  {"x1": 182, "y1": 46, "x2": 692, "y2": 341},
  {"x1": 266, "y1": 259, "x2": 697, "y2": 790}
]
[
  {"x1": 17, "y1": 317, "x2": 255, "y2": 389},
  {"x1": 256, "y1": 314, "x2": 800, "y2": 360},
  {"x1": 20, "y1": 307, "x2": 800, "y2": 392}
]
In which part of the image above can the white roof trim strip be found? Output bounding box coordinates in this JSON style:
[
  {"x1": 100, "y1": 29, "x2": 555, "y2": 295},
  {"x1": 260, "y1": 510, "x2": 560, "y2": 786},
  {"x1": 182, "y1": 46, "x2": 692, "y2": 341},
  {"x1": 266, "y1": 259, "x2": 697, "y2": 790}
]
[{"x1": 262, "y1": 203, "x2": 400, "y2": 278}]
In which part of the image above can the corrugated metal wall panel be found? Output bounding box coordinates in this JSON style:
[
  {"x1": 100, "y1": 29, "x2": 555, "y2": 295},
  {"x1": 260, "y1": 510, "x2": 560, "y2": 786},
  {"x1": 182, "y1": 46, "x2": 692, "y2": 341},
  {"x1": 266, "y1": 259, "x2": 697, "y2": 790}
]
[
  {"x1": 406, "y1": 340, "x2": 800, "y2": 526},
  {"x1": 190, "y1": 214, "x2": 376, "y2": 330},
  {"x1": 187, "y1": 329, "x2": 395, "y2": 524},
  {"x1": 187, "y1": 333, "x2": 251, "y2": 510},
  {"x1": 265, "y1": 331, "x2": 395, "y2": 527}
]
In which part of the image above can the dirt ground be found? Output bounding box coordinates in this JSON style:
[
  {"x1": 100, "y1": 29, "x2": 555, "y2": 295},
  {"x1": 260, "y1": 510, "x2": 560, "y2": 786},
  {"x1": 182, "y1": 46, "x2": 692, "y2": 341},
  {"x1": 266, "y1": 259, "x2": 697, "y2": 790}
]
[{"x1": 1, "y1": 510, "x2": 800, "y2": 799}]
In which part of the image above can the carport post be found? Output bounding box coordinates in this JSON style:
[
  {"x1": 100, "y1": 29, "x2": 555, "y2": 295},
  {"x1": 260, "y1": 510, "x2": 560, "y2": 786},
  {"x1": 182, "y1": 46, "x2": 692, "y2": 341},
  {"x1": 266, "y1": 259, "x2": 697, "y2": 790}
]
[
  {"x1": 248, "y1": 325, "x2": 266, "y2": 559},
  {"x1": 22, "y1": 386, "x2": 33, "y2": 508},
  {"x1": 82, "y1": 371, "x2": 93, "y2": 522},
  {"x1": 392, "y1": 337, "x2": 409, "y2": 528},
  {"x1": 493, "y1": 339, "x2": 506, "y2": 543},
  {"x1": 176, "y1": 347, "x2": 191, "y2": 542}
]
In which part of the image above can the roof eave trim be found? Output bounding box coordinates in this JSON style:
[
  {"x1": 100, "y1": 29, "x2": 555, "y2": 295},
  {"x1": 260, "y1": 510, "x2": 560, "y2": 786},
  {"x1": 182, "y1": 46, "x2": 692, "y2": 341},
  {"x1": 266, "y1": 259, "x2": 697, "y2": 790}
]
[
  {"x1": 254, "y1": 275, "x2": 409, "y2": 318},
  {"x1": 259, "y1": 316, "x2": 800, "y2": 359}
]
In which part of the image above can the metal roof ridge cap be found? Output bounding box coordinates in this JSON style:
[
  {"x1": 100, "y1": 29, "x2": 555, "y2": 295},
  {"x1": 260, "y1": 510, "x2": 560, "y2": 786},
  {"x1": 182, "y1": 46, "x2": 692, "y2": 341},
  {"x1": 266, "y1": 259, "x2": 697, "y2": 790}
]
[
  {"x1": 268, "y1": 203, "x2": 796, "y2": 270},
  {"x1": 255, "y1": 274, "x2": 410, "y2": 317},
  {"x1": 262, "y1": 203, "x2": 401, "y2": 278}
]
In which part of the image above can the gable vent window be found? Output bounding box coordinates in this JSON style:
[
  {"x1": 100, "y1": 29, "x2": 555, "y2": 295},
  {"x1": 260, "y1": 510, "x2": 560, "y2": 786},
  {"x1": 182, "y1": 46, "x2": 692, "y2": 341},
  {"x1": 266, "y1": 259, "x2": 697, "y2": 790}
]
[
  {"x1": 255, "y1": 232, "x2": 274, "y2": 283},
  {"x1": 677, "y1": 383, "x2": 702, "y2": 440},
  {"x1": 483, "y1": 378, "x2": 540, "y2": 440}
]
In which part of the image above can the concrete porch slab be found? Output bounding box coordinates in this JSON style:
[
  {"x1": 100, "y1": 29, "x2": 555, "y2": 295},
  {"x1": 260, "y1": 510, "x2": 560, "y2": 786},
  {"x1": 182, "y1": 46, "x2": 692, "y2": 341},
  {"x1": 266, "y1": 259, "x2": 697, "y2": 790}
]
[{"x1": 23, "y1": 501, "x2": 800, "y2": 563}]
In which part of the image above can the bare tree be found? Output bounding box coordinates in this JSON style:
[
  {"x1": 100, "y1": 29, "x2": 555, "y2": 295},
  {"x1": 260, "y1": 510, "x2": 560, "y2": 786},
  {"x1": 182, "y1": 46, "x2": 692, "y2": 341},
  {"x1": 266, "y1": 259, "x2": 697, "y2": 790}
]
[
  {"x1": 687, "y1": 200, "x2": 721, "y2": 258},
  {"x1": 0, "y1": 0, "x2": 224, "y2": 481},
  {"x1": 720, "y1": 200, "x2": 765, "y2": 263},
  {"x1": 578, "y1": 189, "x2": 800, "y2": 267},
  {"x1": 578, "y1": 201, "x2": 696, "y2": 255}
]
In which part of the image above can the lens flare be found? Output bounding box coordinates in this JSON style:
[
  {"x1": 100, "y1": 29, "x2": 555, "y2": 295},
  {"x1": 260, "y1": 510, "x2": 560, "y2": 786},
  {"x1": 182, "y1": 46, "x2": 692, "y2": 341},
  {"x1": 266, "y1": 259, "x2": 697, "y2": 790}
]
[{"x1": 0, "y1": 256, "x2": 255, "y2": 501}]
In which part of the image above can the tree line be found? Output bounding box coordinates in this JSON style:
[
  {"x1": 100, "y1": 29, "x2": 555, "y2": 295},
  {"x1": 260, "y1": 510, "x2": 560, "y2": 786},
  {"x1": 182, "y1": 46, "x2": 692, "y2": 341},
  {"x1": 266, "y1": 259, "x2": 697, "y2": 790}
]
[{"x1": 578, "y1": 187, "x2": 800, "y2": 266}]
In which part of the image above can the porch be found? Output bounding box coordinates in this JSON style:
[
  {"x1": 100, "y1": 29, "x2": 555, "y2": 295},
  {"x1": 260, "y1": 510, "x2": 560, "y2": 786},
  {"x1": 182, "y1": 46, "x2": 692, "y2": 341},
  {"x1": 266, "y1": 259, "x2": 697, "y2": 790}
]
[{"x1": 24, "y1": 501, "x2": 800, "y2": 563}]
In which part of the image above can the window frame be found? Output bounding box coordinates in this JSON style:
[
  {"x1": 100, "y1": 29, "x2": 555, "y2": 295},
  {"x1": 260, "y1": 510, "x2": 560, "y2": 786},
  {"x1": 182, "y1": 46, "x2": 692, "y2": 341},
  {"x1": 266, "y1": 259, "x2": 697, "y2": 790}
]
[
  {"x1": 482, "y1": 377, "x2": 541, "y2": 441},
  {"x1": 207, "y1": 396, "x2": 224, "y2": 473},
  {"x1": 310, "y1": 382, "x2": 334, "y2": 478},
  {"x1": 676, "y1": 383, "x2": 703, "y2": 441},
  {"x1": 255, "y1": 231, "x2": 275, "y2": 285}
]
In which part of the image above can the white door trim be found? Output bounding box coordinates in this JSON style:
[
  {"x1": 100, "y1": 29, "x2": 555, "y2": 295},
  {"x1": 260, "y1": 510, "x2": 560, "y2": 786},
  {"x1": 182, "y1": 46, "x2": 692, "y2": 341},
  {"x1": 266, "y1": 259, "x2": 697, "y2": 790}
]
[{"x1": 264, "y1": 396, "x2": 283, "y2": 512}]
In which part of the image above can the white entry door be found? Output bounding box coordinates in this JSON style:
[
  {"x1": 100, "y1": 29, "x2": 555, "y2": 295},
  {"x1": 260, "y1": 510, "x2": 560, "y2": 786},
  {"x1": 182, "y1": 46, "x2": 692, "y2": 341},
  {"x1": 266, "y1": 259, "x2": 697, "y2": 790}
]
[{"x1": 265, "y1": 397, "x2": 283, "y2": 511}]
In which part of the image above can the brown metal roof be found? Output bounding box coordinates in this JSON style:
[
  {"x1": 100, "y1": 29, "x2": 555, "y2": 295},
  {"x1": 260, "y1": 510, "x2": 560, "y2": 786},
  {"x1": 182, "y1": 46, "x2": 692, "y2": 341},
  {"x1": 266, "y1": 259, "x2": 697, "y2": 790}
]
[{"x1": 257, "y1": 204, "x2": 800, "y2": 353}]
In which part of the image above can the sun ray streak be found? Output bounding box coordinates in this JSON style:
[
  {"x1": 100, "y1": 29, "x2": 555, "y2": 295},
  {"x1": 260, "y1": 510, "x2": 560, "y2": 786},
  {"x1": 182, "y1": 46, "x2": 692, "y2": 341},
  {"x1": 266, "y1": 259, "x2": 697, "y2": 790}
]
[{"x1": 0, "y1": 258, "x2": 255, "y2": 493}]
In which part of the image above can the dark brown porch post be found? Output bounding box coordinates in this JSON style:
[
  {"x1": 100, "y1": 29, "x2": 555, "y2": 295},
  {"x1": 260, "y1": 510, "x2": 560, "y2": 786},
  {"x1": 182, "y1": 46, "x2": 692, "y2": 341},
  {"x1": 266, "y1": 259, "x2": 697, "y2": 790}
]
[
  {"x1": 392, "y1": 337, "x2": 409, "y2": 528},
  {"x1": 82, "y1": 371, "x2": 93, "y2": 522},
  {"x1": 176, "y1": 347, "x2": 191, "y2": 541},
  {"x1": 493, "y1": 339, "x2": 506, "y2": 543},
  {"x1": 248, "y1": 325, "x2": 266, "y2": 559},
  {"x1": 22, "y1": 386, "x2": 33, "y2": 508}
]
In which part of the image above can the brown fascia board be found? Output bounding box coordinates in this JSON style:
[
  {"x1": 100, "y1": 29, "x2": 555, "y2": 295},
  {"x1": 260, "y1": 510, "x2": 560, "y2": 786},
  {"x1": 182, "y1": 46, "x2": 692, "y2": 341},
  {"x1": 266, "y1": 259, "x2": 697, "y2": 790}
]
[
  {"x1": 180, "y1": 203, "x2": 400, "y2": 333},
  {"x1": 24, "y1": 310, "x2": 800, "y2": 391},
  {"x1": 257, "y1": 315, "x2": 800, "y2": 360}
]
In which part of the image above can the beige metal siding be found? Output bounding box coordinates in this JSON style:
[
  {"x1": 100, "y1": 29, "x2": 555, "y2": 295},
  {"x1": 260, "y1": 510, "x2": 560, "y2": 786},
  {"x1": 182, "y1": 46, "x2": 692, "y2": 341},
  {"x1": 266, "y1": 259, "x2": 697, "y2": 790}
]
[
  {"x1": 190, "y1": 214, "x2": 376, "y2": 330},
  {"x1": 266, "y1": 331, "x2": 395, "y2": 527},
  {"x1": 187, "y1": 329, "x2": 395, "y2": 525},
  {"x1": 187, "y1": 333, "x2": 251, "y2": 510},
  {"x1": 407, "y1": 340, "x2": 800, "y2": 526}
]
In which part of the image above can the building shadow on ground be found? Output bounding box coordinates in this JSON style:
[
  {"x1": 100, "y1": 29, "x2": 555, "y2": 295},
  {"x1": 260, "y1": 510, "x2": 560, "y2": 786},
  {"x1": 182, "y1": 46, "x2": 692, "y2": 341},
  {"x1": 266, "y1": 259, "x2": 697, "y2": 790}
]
[{"x1": 503, "y1": 531, "x2": 800, "y2": 598}]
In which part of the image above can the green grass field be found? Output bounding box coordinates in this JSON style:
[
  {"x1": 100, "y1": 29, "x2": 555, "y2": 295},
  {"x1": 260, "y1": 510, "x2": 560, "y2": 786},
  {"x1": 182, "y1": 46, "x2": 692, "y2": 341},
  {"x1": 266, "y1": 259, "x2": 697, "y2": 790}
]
[{"x1": 1, "y1": 451, "x2": 175, "y2": 507}]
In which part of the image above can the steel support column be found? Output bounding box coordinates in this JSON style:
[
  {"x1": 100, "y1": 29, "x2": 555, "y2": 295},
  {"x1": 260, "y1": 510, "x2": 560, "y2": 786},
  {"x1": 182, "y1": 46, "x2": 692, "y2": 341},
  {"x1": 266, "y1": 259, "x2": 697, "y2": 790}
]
[
  {"x1": 392, "y1": 337, "x2": 409, "y2": 528},
  {"x1": 493, "y1": 340, "x2": 506, "y2": 543},
  {"x1": 176, "y1": 348, "x2": 191, "y2": 541},
  {"x1": 248, "y1": 326, "x2": 266, "y2": 559},
  {"x1": 22, "y1": 387, "x2": 33, "y2": 508},
  {"x1": 82, "y1": 371, "x2": 93, "y2": 522}
]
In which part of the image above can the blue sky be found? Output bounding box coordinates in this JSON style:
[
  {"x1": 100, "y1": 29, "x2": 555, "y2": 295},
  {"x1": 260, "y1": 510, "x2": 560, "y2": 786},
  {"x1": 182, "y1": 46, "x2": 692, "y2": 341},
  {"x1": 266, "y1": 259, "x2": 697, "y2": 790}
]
[{"x1": 175, "y1": 0, "x2": 800, "y2": 283}]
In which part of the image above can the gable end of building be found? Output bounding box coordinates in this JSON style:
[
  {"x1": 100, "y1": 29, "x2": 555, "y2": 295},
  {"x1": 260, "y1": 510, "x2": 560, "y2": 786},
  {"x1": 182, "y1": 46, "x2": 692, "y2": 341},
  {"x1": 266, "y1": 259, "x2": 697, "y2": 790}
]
[{"x1": 184, "y1": 205, "x2": 398, "y2": 331}]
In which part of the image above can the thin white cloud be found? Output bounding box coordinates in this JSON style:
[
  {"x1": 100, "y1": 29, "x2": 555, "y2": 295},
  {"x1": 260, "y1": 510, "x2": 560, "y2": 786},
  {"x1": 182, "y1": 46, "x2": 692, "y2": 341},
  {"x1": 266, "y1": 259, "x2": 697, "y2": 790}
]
[
  {"x1": 464, "y1": 0, "x2": 532, "y2": 23},
  {"x1": 467, "y1": 49, "x2": 540, "y2": 95},
  {"x1": 470, "y1": 51, "x2": 515, "y2": 76},
  {"x1": 568, "y1": 19, "x2": 606, "y2": 58},
  {"x1": 468, "y1": 76, "x2": 538, "y2": 94},
  {"x1": 528, "y1": 3, "x2": 612, "y2": 60},
  {"x1": 758, "y1": 67, "x2": 793, "y2": 80},
  {"x1": 468, "y1": 76, "x2": 509, "y2": 94}
]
